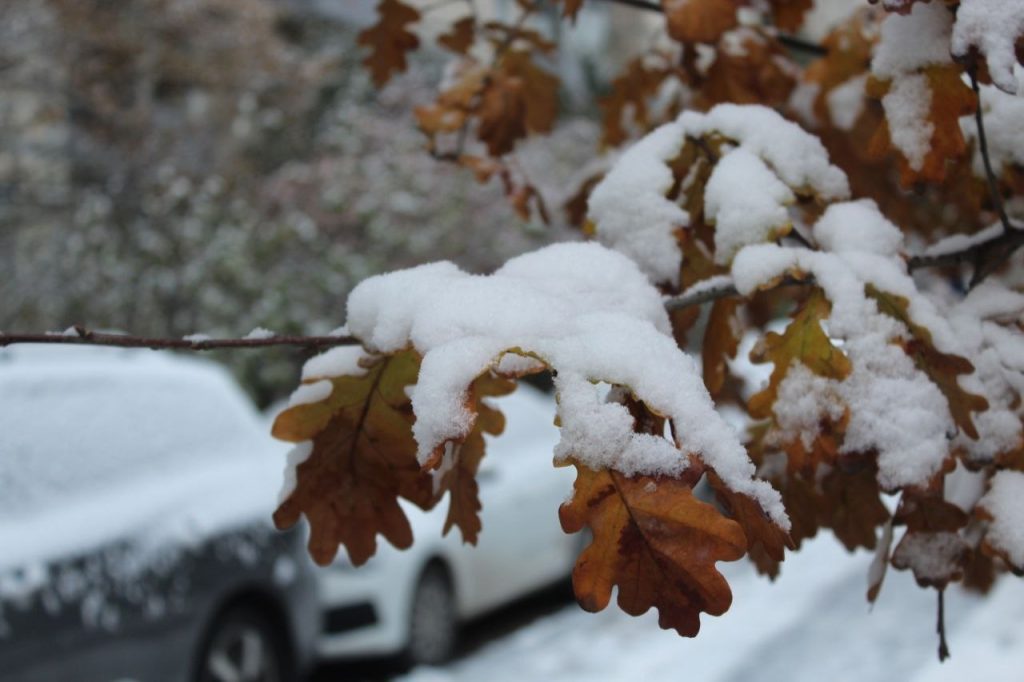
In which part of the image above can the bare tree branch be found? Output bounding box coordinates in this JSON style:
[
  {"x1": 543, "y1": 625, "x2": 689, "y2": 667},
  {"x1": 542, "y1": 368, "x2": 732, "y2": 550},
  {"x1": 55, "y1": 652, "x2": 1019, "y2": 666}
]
[
  {"x1": 967, "y1": 65, "x2": 1013, "y2": 236},
  {"x1": 0, "y1": 326, "x2": 358, "y2": 352}
]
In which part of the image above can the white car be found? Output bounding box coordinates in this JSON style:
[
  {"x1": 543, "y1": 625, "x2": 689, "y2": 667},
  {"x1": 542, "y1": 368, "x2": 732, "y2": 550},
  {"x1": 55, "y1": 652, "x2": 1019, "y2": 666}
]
[
  {"x1": 0, "y1": 345, "x2": 320, "y2": 682},
  {"x1": 314, "y1": 384, "x2": 580, "y2": 665}
]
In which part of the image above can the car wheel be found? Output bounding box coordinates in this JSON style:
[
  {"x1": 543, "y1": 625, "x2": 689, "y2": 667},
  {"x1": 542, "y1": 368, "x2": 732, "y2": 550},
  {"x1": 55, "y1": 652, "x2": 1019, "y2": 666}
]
[
  {"x1": 195, "y1": 605, "x2": 291, "y2": 682},
  {"x1": 405, "y1": 564, "x2": 458, "y2": 666}
]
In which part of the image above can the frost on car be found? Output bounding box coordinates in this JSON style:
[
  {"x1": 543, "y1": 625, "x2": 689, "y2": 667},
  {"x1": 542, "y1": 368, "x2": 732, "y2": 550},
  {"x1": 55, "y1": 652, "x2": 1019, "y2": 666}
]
[{"x1": 0, "y1": 346, "x2": 319, "y2": 682}]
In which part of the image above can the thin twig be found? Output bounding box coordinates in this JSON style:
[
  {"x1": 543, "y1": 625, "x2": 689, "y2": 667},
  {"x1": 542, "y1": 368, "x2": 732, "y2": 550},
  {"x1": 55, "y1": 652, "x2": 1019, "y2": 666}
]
[
  {"x1": 967, "y1": 65, "x2": 1012, "y2": 235},
  {"x1": 937, "y1": 588, "x2": 950, "y2": 662},
  {"x1": 0, "y1": 326, "x2": 358, "y2": 352}
]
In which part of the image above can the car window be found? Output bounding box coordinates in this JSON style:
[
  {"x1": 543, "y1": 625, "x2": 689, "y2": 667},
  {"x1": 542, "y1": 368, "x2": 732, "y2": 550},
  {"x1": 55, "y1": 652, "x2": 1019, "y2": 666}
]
[{"x1": 0, "y1": 362, "x2": 262, "y2": 519}]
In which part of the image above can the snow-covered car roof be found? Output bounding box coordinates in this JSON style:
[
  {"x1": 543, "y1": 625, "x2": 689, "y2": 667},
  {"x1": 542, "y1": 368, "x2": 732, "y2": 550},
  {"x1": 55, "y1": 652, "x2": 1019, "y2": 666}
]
[{"x1": 0, "y1": 345, "x2": 286, "y2": 572}]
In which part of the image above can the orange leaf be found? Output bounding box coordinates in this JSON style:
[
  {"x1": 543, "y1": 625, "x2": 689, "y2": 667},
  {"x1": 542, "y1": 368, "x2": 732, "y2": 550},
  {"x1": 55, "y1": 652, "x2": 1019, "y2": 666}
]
[
  {"x1": 769, "y1": 0, "x2": 814, "y2": 32},
  {"x1": 748, "y1": 289, "x2": 853, "y2": 420},
  {"x1": 560, "y1": 462, "x2": 747, "y2": 635},
  {"x1": 866, "y1": 284, "x2": 989, "y2": 439},
  {"x1": 438, "y1": 16, "x2": 475, "y2": 54},
  {"x1": 662, "y1": 0, "x2": 739, "y2": 45},
  {"x1": 357, "y1": 0, "x2": 421, "y2": 87},
  {"x1": 702, "y1": 298, "x2": 741, "y2": 398},
  {"x1": 272, "y1": 350, "x2": 434, "y2": 566}
]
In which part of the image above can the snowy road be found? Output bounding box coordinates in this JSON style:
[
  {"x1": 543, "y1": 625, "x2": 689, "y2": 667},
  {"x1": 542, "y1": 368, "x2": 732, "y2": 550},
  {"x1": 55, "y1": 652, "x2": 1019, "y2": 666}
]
[{"x1": 394, "y1": 536, "x2": 1024, "y2": 682}]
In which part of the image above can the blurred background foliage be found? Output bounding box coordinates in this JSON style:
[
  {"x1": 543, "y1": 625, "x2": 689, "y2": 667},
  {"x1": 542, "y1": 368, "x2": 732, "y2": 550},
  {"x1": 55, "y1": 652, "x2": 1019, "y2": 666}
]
[{"x1": 0, "y1": 0, "x2": 606, "y2": 405}]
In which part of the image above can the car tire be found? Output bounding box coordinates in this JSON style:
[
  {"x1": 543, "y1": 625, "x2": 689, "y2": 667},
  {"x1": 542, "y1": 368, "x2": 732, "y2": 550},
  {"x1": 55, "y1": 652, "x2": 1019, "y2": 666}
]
[
  {"x1": 405, "y1": 563, "x2": 458, "y2": 667},
  {"x1": 194, "y1": 604, "x2": 293, "y2": 682}
]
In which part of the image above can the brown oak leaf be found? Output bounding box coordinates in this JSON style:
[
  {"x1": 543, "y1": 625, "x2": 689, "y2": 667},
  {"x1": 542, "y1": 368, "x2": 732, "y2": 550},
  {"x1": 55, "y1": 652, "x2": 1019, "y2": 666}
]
[
  {"x1": 437, "y1": 17, "x2": 475, "y2": 54},
  {"x1": 357, "y1": 0, "x2": 421, "y2": 87},
  {"x1": 272, "y1": 350, "x2": 434, "y2": 566},
  {"x1": 663, "y1": 0, "x2": 740, "y2": 45},
  {"x1": 560, "y1": 462, "x2": 747, "y2": 636},
  {"x1": 702, "y1": 298, "x2": 741, "y2": 398}
]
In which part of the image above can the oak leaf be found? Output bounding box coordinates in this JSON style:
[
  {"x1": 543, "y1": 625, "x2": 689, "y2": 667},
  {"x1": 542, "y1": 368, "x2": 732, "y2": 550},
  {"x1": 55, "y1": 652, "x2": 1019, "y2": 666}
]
[
  {"x1": 357, "y1": 0, "x2": 421, "y2": 87},
  {"x1": 821, "y1": 460, "x2": 891, "y2": 552},
  {"x1": 438, "y1": 372, "x2": 517, "y2": 543},
  {"x1": 866, "y1": 284, "x2": 989, "y2": 439},
  {"x1": 438, "y1": 17, "x2": 475, "y2": 54},
  {"x1": 272, "y1": 350, "x2": 434, "y2": 566},
  {"x1": 663, "y1": 0, "x2": 740, "y2": 45},
  {"x1": 708, "y1": 471, "x2": 793, "y2": 564},
  {"x1": 748, "y1": 289, "x2": 853, "y2": 420},
  {"x1": 560, "y1": 462, "x2": 747, "y2": 635},
  {"x1": 867, "y1": 64, "x2": 976, "y2": 186},
  {"x1": 702, "y1": 298, "x2": 741, "y2": 398},
  {"x1": 768, "y1": 0, "x2": 814, "y2": 32},
  {"x1": 599, "y1": 55, "x2": 672, "y2": 147}
]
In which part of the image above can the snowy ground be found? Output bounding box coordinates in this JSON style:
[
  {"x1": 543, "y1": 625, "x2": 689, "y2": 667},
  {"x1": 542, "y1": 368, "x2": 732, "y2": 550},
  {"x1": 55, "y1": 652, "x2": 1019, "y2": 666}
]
[{"x1": 399, "y1": 536, "x2": 1024, "y2": 682}]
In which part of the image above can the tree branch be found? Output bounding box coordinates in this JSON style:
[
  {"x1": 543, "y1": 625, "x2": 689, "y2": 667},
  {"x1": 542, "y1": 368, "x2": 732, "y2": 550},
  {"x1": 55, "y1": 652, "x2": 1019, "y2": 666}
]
[
  {"x1": 0, "y1": 326, "x2": 358, "y2": 352},
  {"x1": 967, "y1": 65, "x2": 1012, "y2": 236}
]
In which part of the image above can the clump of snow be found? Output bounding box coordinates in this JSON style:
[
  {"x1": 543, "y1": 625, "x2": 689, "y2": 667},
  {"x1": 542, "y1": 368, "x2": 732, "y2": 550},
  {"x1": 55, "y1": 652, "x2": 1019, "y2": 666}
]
[
  {"x1": 705, "y1": 148, "x2": 794, "y2": 264},
  {"x1": 951, "y1": 0, "x2": 1024, "y2": 94},
  {"x1": 678, "y1": 105, "x2": 850, "y2": 200},
  {"x1": 813, "y1": 199, "x2": 904, "y2": 255},
  {"x1": 891, "y1": 531, "x2": 968, "y2": 584},
  {"x1": 341, "y1": 242, "x2": 788, "y2": 528},
  {"x1": 183, "y1": 333, "x2": 211, "y2": 343},
  {"x1": 287, "y1": 379, "x2": 333, "y2": 408},
  {"x1": 827, "y1": 74, "x2": 867, "y2": 131},
  {"x1": 880, "y1": 75, "x2": 934, "y2": 171},
  {"x1": 768, "y1": 364, "x2": 845, "y2": 450},
  {"x1": 980, "y1": 470, "x2": 1024, "y2": 568},
  {"x1": 243, "y1": 327, "x2": 276, "y2": 340},
  {"x1": 300, "y1": 345, "x2": 369, "y2": 381},
  {"x1": 871, "y1": 3, "x2": 953, "y2": 171},
  {"x1": 588, "y1": 104, "x2": 849, "y2": 280},
  {"x1": 278, "y1": 442, "x2": 314, "y2": 506},
  {"x1": 586, "y1": 123, "x2": 690, "y2": 286},
  {"x1": 872, "y1": 3, "x2": 953, "y2": 78}
]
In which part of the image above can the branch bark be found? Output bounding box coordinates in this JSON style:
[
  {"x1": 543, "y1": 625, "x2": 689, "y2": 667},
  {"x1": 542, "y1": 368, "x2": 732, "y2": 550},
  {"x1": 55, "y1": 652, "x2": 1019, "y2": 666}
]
[{"x1": 0, "y1": 326, "x2": 358, "y2": 351}]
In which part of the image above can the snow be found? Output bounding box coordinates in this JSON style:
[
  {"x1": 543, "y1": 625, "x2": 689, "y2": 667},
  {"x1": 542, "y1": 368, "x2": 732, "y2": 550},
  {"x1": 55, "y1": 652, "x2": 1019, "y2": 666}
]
[
  {"x1": 585, "y1": 123, "x2": 690, "y2": 286},
  {"x1": 0, "y1": 346, "x2": 288, "y2": 630},
  {"x1": 880, "y1": 75, "x2": 934, "y2": 171},
  {"x1": 951, "y1": 0, "x2": 1024, "y2": 94},
  {"x1": 182, "y1": 332, "x2": 211, "y2": 343},
  {"x1": 827, "y1": 74, "x2": 867, "y2": 131},
  {"x1": 960, "y1": 84, "x2": 1024, "y2": 177},
  {"x1": 287, "y1": 379, "x2": 333, "y2": 407},
  {"x1": 300, "y1": 345, "x2": 369, "y2": 381},
  {"x1": 871, "y1": 3, "x2": 953, "y2": 171},
  {"x1": 243, "y1": 326, "x2": 276, "y2": 340},
  {"x1": 980, "y1": 471, "x2": 1024, "y2": 568},
  {"x1": 677, "y1": 105, "x2": 849, "y2": 201},
  {"x1": 704, "y1": 148, "x2": 794, "y2": 265},
  {"x1": 588, "y1": 104, "x2": 848, "y2": 281},
  {"x1": 872, "y1": 3, "x2": 953, "y2": 78},
  {"x1": 728, "y1": 198, "x2": 992, "y2": 490},
  {"x1": 400, "y1": 534, "x2": 1024, "y2": 682},
  {"x1": 339, "y1": 242, "x2": 788, "y2": 528}
]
